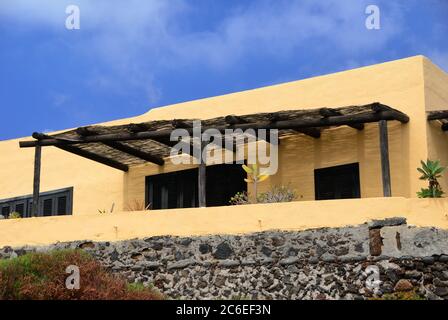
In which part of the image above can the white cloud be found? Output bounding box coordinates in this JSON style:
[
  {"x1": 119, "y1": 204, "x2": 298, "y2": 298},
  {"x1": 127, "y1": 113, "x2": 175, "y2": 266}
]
[
  {"x1": 166, "y1": 0, "x2": 405, "y2": 68},
  {"x1": 0, "y1": 0, "x2": 408, "y2": 104},
  {"x1": 51, "y1": 92, "x2": 70, "y2": 107}
]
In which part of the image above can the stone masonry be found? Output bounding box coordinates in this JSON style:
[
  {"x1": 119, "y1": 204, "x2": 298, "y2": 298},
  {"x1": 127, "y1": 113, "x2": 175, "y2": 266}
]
[{"x1": 1, "y1": 217, "x2": 447, "y2": 300}]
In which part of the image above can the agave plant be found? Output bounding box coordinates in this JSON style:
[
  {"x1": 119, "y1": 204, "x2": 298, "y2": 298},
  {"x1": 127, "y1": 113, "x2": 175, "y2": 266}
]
[
  {"x1": 242, "y1": 163, "x2": 269, "y2": 203},
  {"x1": 417, "y1": 159, "x2": 446, "y2": 198}
]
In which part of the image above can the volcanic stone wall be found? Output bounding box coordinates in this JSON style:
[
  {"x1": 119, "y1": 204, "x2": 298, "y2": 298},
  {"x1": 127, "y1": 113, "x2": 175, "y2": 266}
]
[{"x1": 1, "y1": 217, "x2": 448, "y2": 300}]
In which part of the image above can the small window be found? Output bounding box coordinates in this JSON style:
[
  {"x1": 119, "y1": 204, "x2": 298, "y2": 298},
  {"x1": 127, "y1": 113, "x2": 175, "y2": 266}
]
[
  {"x1": 0, "y1": 187, "x2": 73, "y2": 218},
  {"x1": 57, "y1": 196, "x2": 67, "y2": 215},
  {"x1": 1, "y1": 206, "x2": 10, "y2": 218},
  {"x1": 314, "y1": 163, "x2": 361, "y2": 200},
  {"x1": 43, "y1": 199, "x2": 53, "y2": 216},
  {"x1": 14, "y1": 203, "x2": 25, "y2": 217}
]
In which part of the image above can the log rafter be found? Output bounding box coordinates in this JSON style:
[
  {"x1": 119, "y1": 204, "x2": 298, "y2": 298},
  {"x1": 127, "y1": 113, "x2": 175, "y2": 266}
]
[
  {"x1": 267, "y1": 113, "x2": 321, "y2": 138},
  {"x1": 20, "y1": 102, "x2": 409, "y2": 175},
  {"x1": 319, "y1": 108, "x2": 364, "y2": 130},
  {"x1": 20, "y1": 106, "x2": 409, "y2": 149},
  {"x1": 427, "y1": 110, "x2": 448, "y2": 131},
  {"x1": 56, "y1": 144, "x2": 129, "y2": 172},
  {"x1": 76, "y1": 126, "x2": 165, "y2": 166}
]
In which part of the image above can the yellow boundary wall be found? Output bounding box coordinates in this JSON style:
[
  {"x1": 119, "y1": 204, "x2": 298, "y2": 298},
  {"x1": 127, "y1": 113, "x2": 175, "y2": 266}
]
[{"x1": 0, "y1": 197, "x2": 447, "y2": 248}]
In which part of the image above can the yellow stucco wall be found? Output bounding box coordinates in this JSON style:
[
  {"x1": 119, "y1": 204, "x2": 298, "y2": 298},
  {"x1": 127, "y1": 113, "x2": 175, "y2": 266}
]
[
  {"x1": 0, "y1": 55, "x2": 446, "y2": 214},
  {"x1": 125, "y1": 55, "x2": 431, "y2": 205},
  {"x1": 0, "y1": 197, "x2": 447, "y2": 248},
  {"x1": 424, "y1": 57, "x2": 448, "y2": 193}
]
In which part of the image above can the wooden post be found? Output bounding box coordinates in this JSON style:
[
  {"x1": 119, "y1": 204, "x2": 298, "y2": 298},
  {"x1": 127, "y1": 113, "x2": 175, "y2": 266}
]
[
  {"x1": 32, "y1": 145, "x2": 42, "y2": 217},
  {"x1": 379, "y1": 120, "x2": 391, "y2": 197},
  {"x1": 198, "y1": 141, "x2": 207, "y2": 207}
]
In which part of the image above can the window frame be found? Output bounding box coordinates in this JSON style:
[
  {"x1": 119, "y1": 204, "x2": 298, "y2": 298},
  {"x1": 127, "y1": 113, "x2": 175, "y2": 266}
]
[
  {"x1": 0, "y1": 187, "x2": 74, "y2": 218},
  {"x1": 314, "y1": 163, "x2": 361, "y2": 200},
  {"x1": 145, "y1": 163, "x2": 247, "y2": 210}
]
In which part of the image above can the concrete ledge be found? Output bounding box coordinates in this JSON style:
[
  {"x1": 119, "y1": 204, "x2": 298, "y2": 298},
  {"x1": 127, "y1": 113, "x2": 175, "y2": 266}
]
[{"x1": 0, "y1": 197, "x2": 447, "y2": 247}]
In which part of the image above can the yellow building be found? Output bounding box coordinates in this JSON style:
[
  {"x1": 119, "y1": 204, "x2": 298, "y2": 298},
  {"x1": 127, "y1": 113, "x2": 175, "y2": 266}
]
[{"x1": 1, "y1": 55, "x2": 448, "y2": 220}]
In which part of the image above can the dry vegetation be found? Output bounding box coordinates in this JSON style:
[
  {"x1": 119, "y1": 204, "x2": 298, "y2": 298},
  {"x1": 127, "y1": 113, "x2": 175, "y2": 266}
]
[{"x1": 0, "y1": 250, "x2": 163, "y2": 300}]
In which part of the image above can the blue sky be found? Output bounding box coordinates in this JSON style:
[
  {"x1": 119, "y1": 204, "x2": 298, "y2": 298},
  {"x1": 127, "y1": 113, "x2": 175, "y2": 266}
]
[{"x1": 0, "y1": 0, "x2": 447, "y2": 140}]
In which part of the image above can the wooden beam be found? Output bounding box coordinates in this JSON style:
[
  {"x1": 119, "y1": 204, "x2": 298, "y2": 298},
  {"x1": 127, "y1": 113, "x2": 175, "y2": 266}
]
[
  {"x1": 33, "y1": 132, "x2": 82, "y2": 143},
  {"x1": 441, "y1": 122, "x2": 448, "y2": 131},
  {"x1": 32, "y1": 132, "x2": 50, "y2": 140},
  {"x1": 198, "y1": 142, "x2": 207, "y2": 208},
  {"x1": 76, "y1": 126, "x2": 97, "y2": 136},
  {"x1": 266, "y1": 112, "x2": 320, "y2": 138},
  {"x1": 320, "y1": 108, "x2": 364, "y2": 130},
  {"x1": 132, "y1": 121, "x2": 234, "y2": 154},
  {"x1": 379, "y1": 120, "x2": 391, "y2": 197},
  {"x1": 427, "y1": 110, "x2": 448, "y2": 121},
  {"x1": 19, "y1": 107, "x2": 409, "y2": 148},
  {"x1": 172, "y1": 119, "x2": 193, "y2": 128},
  {"x1": 56, "y1": 145, "x2": 129, "y2": 172},
  {"x1": 319, "y1": 107, "x2": 338, "y2": 118},
  {"x1": 232, "y1": 129, "x2": 279, "y2": 146},
  {"x1": 129, "y1": 123, "x2": 149, "y2": 133},
  {"x1": 76, "y1": 126, "x2": 165, "y2": 165},
  {"x1": 31, "y1": 145, "x2": 42, "y2": 217},
  {"x1": 156, "y1": 130, "x2": 234, "y2": 154},
  {"x1": 371, "y1": 103, "x2": 409, "y2": 123},
  {"x1": 225, "y1": 115, "x2": 247, "y2": 125},
  {"x1": 103, "y1": 141, "x2": 165, "y2": 166},
  {"x1": 371, "y1": 103, "x2": 391, "y2": 113},
  {"x1": 293, "y1": 128, "x2": 321, "y2": 138}
]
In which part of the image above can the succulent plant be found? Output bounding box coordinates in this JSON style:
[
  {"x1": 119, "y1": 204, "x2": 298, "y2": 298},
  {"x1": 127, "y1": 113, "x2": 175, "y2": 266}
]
[
  {"x1": 242, "y1": 163, "x2": 269, "y2": 202},
  {"x1": 417, "y1": 159, "x2": 446, "y2": 198}
]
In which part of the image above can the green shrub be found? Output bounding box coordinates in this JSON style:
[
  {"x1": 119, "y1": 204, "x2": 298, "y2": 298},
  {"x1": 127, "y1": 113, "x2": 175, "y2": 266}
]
[
  {"x1": 229, "y1": 191, "x2": 250, "y2": 205},
  {"x1": 230, "y1": 185, "x2": 298, "y2": 205},
  {"x1": 8, "y1": 212, "x2": 22, "y2": 219},
  {"x1": 257, "y1": 185, "x2": 297, "y2": 203},
  {"x1": 0, "y1": 249, "x2": 163, "y2": 300}
]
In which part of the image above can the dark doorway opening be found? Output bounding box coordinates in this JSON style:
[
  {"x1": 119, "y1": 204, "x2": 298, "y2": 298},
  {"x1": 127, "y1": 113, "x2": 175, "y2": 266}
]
[
  {"x1": 314, "y1": 163, "x2": 361, "y2": 200},
  {"x1": 145, "y1": 164, "x2": 246, "y2": 210}
]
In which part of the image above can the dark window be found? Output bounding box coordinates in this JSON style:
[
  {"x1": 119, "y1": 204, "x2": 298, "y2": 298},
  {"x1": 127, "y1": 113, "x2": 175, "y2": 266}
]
[
  {"x1": 146, "y1": 164, "x2": 246, "y2": 210},
  {"x1": 205, "y1": 164, "x2": 247, "y2": 207},
  {"x1": 1, "y1": 206, "x2": 10, "y2": 218},
  {"x1": 146, "y1": 168, "x2": 198, "y2": 210},
  {"x1": 27, "y1": 200, "x2": 33, "y2": 217},
  {"x1": 43, "y1": 199, "x2": 53, "y2": 216},
  {"x1": 57, "y1": 196, "x2": 67, "y2": 215},
  {"x1": 0, "y1": 187, "x2": 73, "y2": 218},
  {"x1": 314, "y1": 163, "x2": 361, "y2": 200},
  {"x1": 14, "y1": 203, "x2": 25, "y2": 217}
]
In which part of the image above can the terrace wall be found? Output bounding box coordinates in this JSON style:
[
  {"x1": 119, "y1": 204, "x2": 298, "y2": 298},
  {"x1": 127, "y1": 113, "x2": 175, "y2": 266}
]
[
  {"x1": 0, "y1": 197, "x2": 447, "y2": 248},
  {"x1": 1, "y1": 217, "x2": 448, "y2": 300}
]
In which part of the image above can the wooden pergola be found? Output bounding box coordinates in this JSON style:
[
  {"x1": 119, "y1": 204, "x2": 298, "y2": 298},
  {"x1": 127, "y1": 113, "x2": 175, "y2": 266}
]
[
  {"x1": 19, "y1": 102, "x2": 409, "y2": 216},
  {"x1": 427, "y1": 110, "x2": 448, "y2": 131}
]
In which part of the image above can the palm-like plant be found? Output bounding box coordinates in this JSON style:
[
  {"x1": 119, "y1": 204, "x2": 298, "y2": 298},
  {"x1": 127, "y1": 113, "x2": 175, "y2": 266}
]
[
  {"x1": 417, "y1": 159, "x2": 446, "y2": 198},
  {"x1": 242, "y1": 163, "x2": 269, "y2": 203}
]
